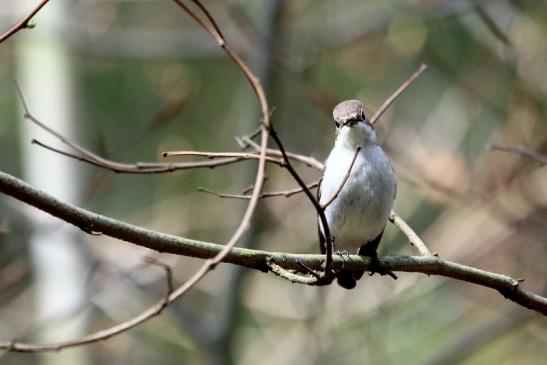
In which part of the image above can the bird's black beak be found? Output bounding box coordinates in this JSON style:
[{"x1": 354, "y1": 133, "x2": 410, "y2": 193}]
[{"x1": 343, "y1": 116, "x2": 365, "y2": 127}]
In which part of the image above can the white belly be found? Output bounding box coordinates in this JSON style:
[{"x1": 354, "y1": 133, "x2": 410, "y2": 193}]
[{"x1": 319, "y1": 143, "x2": 396, "y2": 252}]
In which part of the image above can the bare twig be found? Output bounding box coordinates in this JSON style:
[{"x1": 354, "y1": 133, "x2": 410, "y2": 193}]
[
  {"x1": 0, "y1": 0, "x2": 50, "y2": 43},
  {"x1": 17, "y1": 45, "x2": 424, "y2": 177},
  {"x1": 370, "y1": 63, "x2": 428, "y2": 125},
  {"x1": 268, "y1": 127, "x2": 334, "y2": 282},
  {"x1": 162, "y1": 150, "x2": 285, "y2": 166},
  {"x1": 389, "y1": 211, "x2": 433, "y2": 256},
  {"x1": 234, "y1": 127, "x2": 262, "y2": 148},
  {"x1": 0, "y1": 170, "x2": 545, "y2": 319},
  {"x1": 172, "y1": 0, "x2": 269, "y2": 124},
  {"x1": 198, "y1": 180, "x2": 320, "y2": 200},
  {"x1": 491, "y1": 144, "x2": 547, "y2": 165},
  {"x1": 266, "y1": 259, "x2": 319, "y2": 285},
  {"x1": 167, "y1": 0, "x2": 272, "y2": 296},
  {"x1": 142, "y1": 257, "x2": 174, "y2": 308},
  {"x1": 321, "y1": 145, "x2": 361, "y2": 209},
  {"x1": 19, "y1": 86, "x2": 319, "y2": 176},
  {"x1": 0, "y1": 254, "x2": 175, "y2": 353},
  {"x1": 31, "y1": 139, "x2": 244, "y2": 173},
  {"x1": 237, "y1": 135, "x2": 324, "y2": 169},
  {"x1": 15, "y1": 82, "x2": 254, "y2": 174},
  {"x1": 473, "y1": 4, "x2": 513, "y2": 48},
  {"x1": 189, "y1": 0, "x2": 225, "y2": 42}
]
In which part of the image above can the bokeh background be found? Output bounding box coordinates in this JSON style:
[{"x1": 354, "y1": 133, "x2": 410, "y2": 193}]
[{"x1": 1, "y1": 0, "x2": 546, "y2": 364}]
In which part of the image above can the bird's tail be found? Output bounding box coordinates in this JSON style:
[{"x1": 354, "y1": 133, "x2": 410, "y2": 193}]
[
  {"x1": 352, "y1": 269, "x2": 365, "y2": 281},
  {"x1": 336, "y1": 270, "x2": 357, "y2": 289}
]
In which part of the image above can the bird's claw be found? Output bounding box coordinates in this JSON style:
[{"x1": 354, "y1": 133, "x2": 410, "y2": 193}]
[
  {"x1": 359, "y1": 246, "x2": 398, "y2": 280},
  {"x1": 367, "y1": 256, "x2": 398, "y2": 280},
  {"x1": 334, "y1": 250, "x2": 351, "y2": 268},
  {"x1": 335, "y1": 250, "x2": 350, "y2": 260}
]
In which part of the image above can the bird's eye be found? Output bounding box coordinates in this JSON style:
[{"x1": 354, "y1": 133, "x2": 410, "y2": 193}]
[{"x1": 335, "y1": 121, "x2": 341, "y2": 128}]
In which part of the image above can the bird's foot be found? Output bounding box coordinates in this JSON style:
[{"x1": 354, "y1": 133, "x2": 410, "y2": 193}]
[
  {"x1": 359, "y1": 246, "x2": 398, "y2": 280},
  {"x1": 335, "y1": 250, "x2": 351, "y2": 263}
]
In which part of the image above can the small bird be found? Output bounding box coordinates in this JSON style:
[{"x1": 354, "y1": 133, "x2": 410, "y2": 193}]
[{"x1": 318, "y1": 100, "x2": 397, "y2": 289}]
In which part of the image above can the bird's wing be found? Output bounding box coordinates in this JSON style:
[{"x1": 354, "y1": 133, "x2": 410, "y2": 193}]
[
  {"x1": 393, "y1": 174, "x2": 398, "y2": 201},
  {"x1": 389, "y1": 162, "x2": 397, "y2": 201},
  {"x1": 317, "y1": 168, "x2": 326, "y2": 254}
]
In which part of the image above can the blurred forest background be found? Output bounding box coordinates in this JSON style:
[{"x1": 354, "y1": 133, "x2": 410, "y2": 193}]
[{"x1": 1, "y1": 0, "x2": 546, "y2": 364}]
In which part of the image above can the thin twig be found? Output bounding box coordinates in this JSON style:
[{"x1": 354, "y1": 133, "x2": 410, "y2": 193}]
[
  {"x1": 0, "y1": 253, "x2": 176, "y2": 353},
  {"x1": 18, "y1": 86, "x2": 249, "y2": 173},
  {"x1": 389, "y1": 211, "x2": 433, "y2": 256},
  {"x1": 162, "y1": 150, "x2": 285, "y2": 166},
  {"x1": 268, "y1": 128, "x2": 334, "y2": 282},
  {"x1": 234, "y1": 127, "x2": 262, "y2": 149},
  {"x1": 198, "y1": 180, "x2": 319, "y2": 200},
  {"x1": 20, "y1": 81, "x2": 273, "y2": 175},
  {"x1": 190, "y1": 0, "x2": 225, "y2": 42},
  {"x1": 168, "y1": 0, "x2": 272, "y2": 286},
  {"x1": 370, "y1": 63, "x2": 428, "y2": 125},
  {"x1": 473, "y1": 4, "x2": 513, "y2": 48},
  {"x1": 141, "y1": 257, "x2": 174, "y2": 310},
  {"x1": 237, "y1": 135, "x2": 324, "y2": 169},
  {"x1": 491, "y1": 144, "x2": 547, "y2": 165},
  {"x1": 0, "y1": 0, "x2": 50, "y2": 43},
  {"x1": 17, "y1": 59, "x2": 425, "y2": 176},
  {"x1": 20, "y1": 95, "x2": 319, "y2": 175},
  {"x1": 266, "y1": 260, "x2": 319, "y2": 285},
  {"x1": 321, "y1": 145, "x2": 361, "y2": 209},
  {"x1": 31, "y1": 138, "x2": 245, "y2": 173},
  {"x1": 171, "y1": 0, "x2": 270, "y2": 124}
]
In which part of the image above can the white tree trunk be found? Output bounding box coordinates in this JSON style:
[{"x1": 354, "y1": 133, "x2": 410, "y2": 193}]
[{"x1": 16, "y1": 1, "x2": 89, "y2": 364}]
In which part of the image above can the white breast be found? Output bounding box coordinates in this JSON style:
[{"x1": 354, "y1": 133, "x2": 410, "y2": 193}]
[{"x1": 319, "y1": 141, "x2": 396, "y2": 252}]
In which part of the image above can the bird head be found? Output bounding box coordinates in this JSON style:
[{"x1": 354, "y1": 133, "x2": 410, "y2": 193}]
[{"x1": 332, "y1": 100, "x2": 376, "y2": 145}]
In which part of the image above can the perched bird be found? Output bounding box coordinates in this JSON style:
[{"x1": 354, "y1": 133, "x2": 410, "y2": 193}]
[{"x1": 318, "y1": 100, "x2": 397, "y2": 289}]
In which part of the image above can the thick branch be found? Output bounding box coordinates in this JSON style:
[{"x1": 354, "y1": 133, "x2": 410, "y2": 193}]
[{"x1": 1, "y1": 171, "x2": 545, "y2": 316}]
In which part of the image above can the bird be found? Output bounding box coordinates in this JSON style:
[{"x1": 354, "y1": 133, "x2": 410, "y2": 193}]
[{"x1": 318, "y1": 100, "x2": 397, "y2": 289}]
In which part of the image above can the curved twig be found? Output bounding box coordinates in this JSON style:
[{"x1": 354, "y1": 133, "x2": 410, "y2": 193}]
[
  {"x1": 320, "y1": 145, "x2": 361, "y2": 210},
  {"x1": 491, "y1": 144, "x2": 547, "y2": 165},
  {"x1": 370, "y1": 63, "x2": 428, "y2": 125},
  {"x1": 198, "y1": 180, "x2": 320, "y2": 200},
  {"x1": 162, "y1": 150, "x2": 285, "y2": 166},
  {"x1": 31, "y1": 139, "x2": 247, "y2": 173},
  {"x1": 268, "y1": 128, "x2": 335, "y2": 282},
  {"x1": 237, "y1": 135, "x2": 325, "y2": 169},
  {"x1": 389, "y1": 211, "x2": 433, "y2": 256}
]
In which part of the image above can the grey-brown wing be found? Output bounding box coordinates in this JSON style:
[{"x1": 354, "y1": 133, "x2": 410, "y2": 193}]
[
  {"x1": 317, "y1": 170, "x2": 326, "y2": 254},
  {"x1": 392, "y1": 166, "x2": 398, "y2": 201}
]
